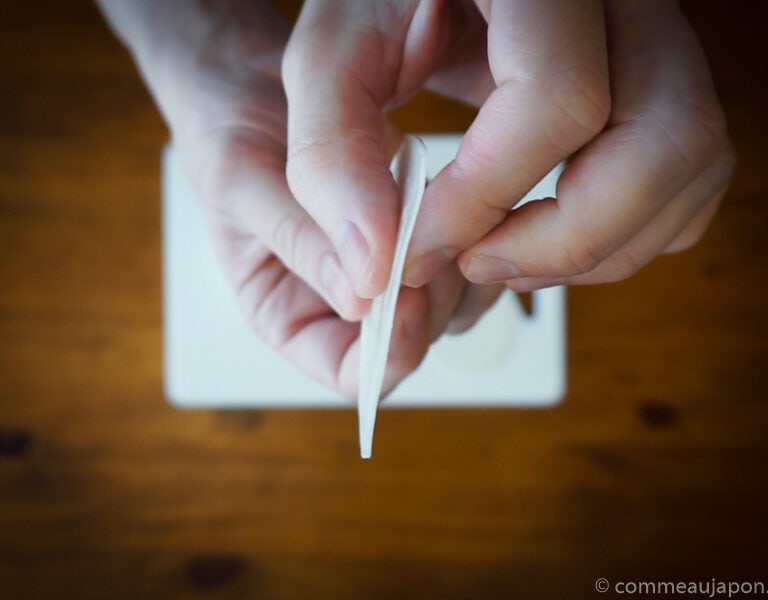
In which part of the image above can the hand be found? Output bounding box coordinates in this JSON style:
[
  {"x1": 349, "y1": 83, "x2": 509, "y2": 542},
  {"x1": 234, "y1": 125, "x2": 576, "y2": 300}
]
[
  {"x1": 282, "y1": 0, "x2": 734, "y2": 295},
  {"x1": 97, "y1": 0, "x2": 471, "y2": 397}
]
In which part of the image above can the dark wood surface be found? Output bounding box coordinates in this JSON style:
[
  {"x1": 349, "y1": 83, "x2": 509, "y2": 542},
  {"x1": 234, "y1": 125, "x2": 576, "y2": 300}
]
[{"x1": 1, "y1": 2, "x2": 767, "y2": 598}]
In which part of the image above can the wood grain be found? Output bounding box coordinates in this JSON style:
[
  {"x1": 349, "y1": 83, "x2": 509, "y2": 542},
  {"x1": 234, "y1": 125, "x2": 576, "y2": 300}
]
[{"x1": 1, "y1": 1, "x2": 767, "y2": 598}]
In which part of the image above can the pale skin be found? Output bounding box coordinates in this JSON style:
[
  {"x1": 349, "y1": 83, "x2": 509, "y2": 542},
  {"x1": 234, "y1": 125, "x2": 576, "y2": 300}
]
[{"x1": 97, "y1": 0, "x2": 733, "y2": 397}]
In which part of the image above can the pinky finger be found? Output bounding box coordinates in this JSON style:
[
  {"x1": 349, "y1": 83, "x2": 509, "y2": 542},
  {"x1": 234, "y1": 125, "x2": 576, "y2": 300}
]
[{"x1": 504, "y1": 191, "x2": 727, "y2": 292}]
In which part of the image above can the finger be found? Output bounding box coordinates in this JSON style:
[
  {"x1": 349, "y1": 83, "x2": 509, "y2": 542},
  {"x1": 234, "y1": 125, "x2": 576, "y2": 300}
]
[
  {"x1": 228, "y1": 240, "x2": 360, "y2": 394},
  {"x1": 421, "y1": 262, "x2": 466, "y2": 341},
  {"x1": 197, "y1": 133, "x2": 370, "y2": 321},
  {"x1": 379, "y1": 286, "x2": 431, "y2": 397},
  {"x1": 664, "y1": 189, "x2": 725, "y2": 254},
  {"x1": 461, "y1": 106, "x2": 731, "y2": 285},
  {"x1": 505, "y1": 194, "x2": 727, "y2": 294},
  {"x1": 502, "y1": 152, "x2": 734, "y2": 291},
  {"x1": 282, "y1": 0, "x2": 448, "y2": 298},
  {"x1": 566, "y1": 183, "x2": 729, "y2": 285},
  {"x1": 229, "y1": 241, "x2": 431, "y2": 400},
  {"x1": 337, "y1": 286, "x2": 431, "y2": 399},
  {"x1": 405, "y1": 0, "x2": 610, "y2": 287},
  {"x1": 505, "y1": 204, "x2": 727, "y2": 294},
  {"x1": 460, "y1": 2, "x2": 732, "y2": 285},
  {"x1": 424, "y1": 2, "x2": 494, "y2": 107},
  {"x1": 446, "y1": 282, "x2": 505, "y2": 334}
]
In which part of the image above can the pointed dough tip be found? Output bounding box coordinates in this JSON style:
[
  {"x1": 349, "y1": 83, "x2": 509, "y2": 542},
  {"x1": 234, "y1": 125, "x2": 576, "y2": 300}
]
[{"x1": 359, "y1": 411, "x2": 375, "y2": 459}]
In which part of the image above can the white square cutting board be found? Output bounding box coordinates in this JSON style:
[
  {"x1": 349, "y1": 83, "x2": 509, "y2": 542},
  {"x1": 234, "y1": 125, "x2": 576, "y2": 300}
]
[{"x1": 163, "y1": 135, "x2": 566, "y2": 408}]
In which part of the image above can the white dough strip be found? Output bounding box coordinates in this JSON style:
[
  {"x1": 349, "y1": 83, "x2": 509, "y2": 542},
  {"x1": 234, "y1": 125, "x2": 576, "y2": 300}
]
[{"x1": 358, "y1": 135, "x2": 427, "y2": 459}]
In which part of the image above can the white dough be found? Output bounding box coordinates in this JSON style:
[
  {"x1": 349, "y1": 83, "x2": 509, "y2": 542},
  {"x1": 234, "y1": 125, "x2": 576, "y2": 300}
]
[{"x1": 358, "y1": 135, "x2": 427, "y2": 459}]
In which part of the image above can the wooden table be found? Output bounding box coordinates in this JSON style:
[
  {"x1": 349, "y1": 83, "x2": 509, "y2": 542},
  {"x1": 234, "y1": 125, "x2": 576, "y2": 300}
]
[{"x1": 1, "y1": 2, "x2": 766, "y2": 598}]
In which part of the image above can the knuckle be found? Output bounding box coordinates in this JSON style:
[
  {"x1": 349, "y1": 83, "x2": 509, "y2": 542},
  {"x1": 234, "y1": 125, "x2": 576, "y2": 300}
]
[
  {"x1": 270, "y1": 212, "x2": 312, "y2": 273},
  {"x1": 286, "y1": 129, "x2": 381, "y2": 200},
  {"x1": 197, "y1": 128, "x2": 284, "y2": 210},
  {"x1": 687, "y1": 93, "x2": 729, "y2": 150},
  {"x1": 250, "y1": 276, "x2": 301, "y2": 353},
  {"x1": 717, "y1": 145, "x2": 737, "y2": 183},
  {"x1": 702, "y1": 148, "x2": 737, "y2": 199},
  {"x1": 654, "y1": 92, "x2": 731, "y2": 175},
  {"x1": 667, "y1": 208, "x2": 716, "y2": 254},
  {"x1": 284, "y1": 139, "x2": 336, "y2": 199},
  {"x1": 546, "y1": 64, "x2": 611, "y2": 151},
  {"x1": 666, "y1": 229, "x2": 701, "y2": 254},
  {"x1": 235, "y1": 256, "x2": 285, "y2": 344},
  {"x1": 603, "y1": 249, "x2": 644, "y2": 282},
  {"x1": 666, "y1": 148, "x2": 735, "y2": 256},
  {"x1": 557, "y1": 234, "x2": 609, "y2": 276}
]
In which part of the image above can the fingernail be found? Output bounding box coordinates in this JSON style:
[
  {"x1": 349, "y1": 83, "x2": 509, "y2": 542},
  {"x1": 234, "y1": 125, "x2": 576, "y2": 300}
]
[
  {"x1": 333, "y1": 220, "x2": 371, "y2": 292},
  {"x1": 403, "y1": 248, "x2": 457, "y2": 288},
  {"x1": 320, "y1": 252, "x2": 354, "y2": 316},
  {"x1": 464, "y1": 255, "x2": 521, "y2": 283}
]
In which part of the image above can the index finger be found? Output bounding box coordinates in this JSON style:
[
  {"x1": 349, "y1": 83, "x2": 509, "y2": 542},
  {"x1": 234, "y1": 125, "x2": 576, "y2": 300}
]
[{"x1": 404, "y1": 0, "x2": 610, "y2": 287}]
